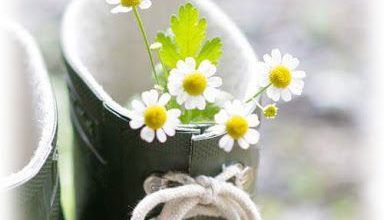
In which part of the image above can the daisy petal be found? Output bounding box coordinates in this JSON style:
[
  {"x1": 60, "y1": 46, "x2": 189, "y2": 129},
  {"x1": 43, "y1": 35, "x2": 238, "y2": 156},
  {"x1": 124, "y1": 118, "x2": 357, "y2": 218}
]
[
  {"x1": 282, "y1": 54, "x2": 299, "y2": 70},
  {"x1": 198, "y1": 60, "x2": 212, "y2": 74},
  {"x1": 287, "y1": 57, "x2": 299, "y2": 70},
  {"x1": 106, "y1": 0, "x2": 120, "y2": 5},
  {"x1": 204, "y1": 87, "x2": 218, "y2": 103},
  {"x1": 142, "y1": 90, "x2": 158, "y2": 106},
  {"x1": 219, "y1": 135, "x2": 235, "y2": 152},
  {"x1": 198, "y1": 61, "x2": 217, "y2": 78},
  {"x1": 185, "y1": 57, "x2": 196, "y2": 70},
  {"x1": 156, "y1": 129, "x2": 167, "y2": 143},
  {"x1": 176, "y1": 92, "x2": 188, "y2": 105},
  {"x1": 244, "y1": 129, "x2": 260, "y2": 145},
  {"x1": 206, "y1": 125, "x2": 226, "y2": 135},
  {"x1": 214, "y1": 110, "x2": 229, "y2": 124},
  {"x1": 168, "y1": 82, "x2": 182, "y2": 96},
  {"x1": 259, "y1": 74, "x2": 270, "y2": 87},
  {"x1": 184, "y1": 98, "x2": 195, "y2": 110},
  {"x1": 271, "y1": 49, "x2": 282, "y2": 64},
  {"x1": 215, "y1": 91, "x2": 233, "y2": 108},
  {"x1": 238, "y1": 138, "x2": 250, "y2": 150},
  {"x1": 266, "y1": 87, "x2": 281, "y2": 102},
  {"x1": 289, "y1": 79, "x2": 304, "y2": 95},
  {"x1": 163, "y1": 123, "x2": 176, "y2": 136},
  {"x1": 263, "y1": 54, "x2": 274, "y2": 67},
  {"x1": 140, "y1": 126, "x2": 155, "y2": 143},
  {"x1": 129, "y1": 119, "x2": 144, "y2": 130},
  {"x1": 206, "y1": 65, "x2": 217, "y2": 78},
  {"x1": 232, "y1": 100, "x2": 246, "y2": 115},
  {"x1": 129, "y1": 109, "x2": 144, "y2": 120},
  {"x1": 282, "y1": 54, "x2": 293, "y2": 65},
  {"x1": 167, "y1": 109, "x2": 182, "y2": 118},
  {"x1": 196, "y1": 96, "x2": 206, "y2": 110},
  {"x1": 176, "y1": 60, "x2": 187, "y2": 69},
  {"x1": 224, "y1": 102, "x2": 235, "y2": 115},
  {"x1": 256, "y1": 62, "x2": 271, "y2": 87},
  {"x1": 158, "y1": 93, "x2": 171, "y2": 106},
  {"x1": 246, "y1": 114, "x2": 260, "y2": 127},
  {"x1": 208, "y1": 77, "x2": 223, "y2": 88},
  {"x1": 281, "y1": 89, "x2": 292, "y2": 102},
  {"x1": 139, "y1": 0, "x2": 152, "y2": 9},
  {"x1": 177, "y1": 60, "x2": 193, "y2": 73},
  {"x1": 132, "y1": 100, "x2": 145, "y2": 112},
  {"x1": 168, "y1": 71, "x2": 184, "y2": 82},
  {"x1": 111, "y1": 5, "x2": 132, "y2": 13},
  {"x1": 169, "y1": 68, "x2": 183, "y2": 77}
]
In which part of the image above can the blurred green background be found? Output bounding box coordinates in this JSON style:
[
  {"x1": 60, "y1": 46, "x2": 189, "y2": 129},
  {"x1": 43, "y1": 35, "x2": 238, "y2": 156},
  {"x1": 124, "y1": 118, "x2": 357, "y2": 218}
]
[{"x1": 6, "y1": 0, "x2": 367, "y2": 219}]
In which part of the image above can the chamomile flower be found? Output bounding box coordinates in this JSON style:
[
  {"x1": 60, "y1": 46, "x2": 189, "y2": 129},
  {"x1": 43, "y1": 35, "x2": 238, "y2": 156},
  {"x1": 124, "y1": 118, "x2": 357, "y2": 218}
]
[
  {"x1": 168, "y1": 57, "x2": 222, "y2": 110},
  {"x1": 128, "y1": 90, "x2": 181, "y2": 143},
  {"x1": 258, "y1": 49, "x2": 306, "y2": 102},
  {"x1": 106, "y1": 0, "x2": 152, "y2": 14},
  {"x1": 263, "y1": 104, "x2": 278, "y2": 119},
  {"x1": 208, "y1": 100, "x2": 260, "y2": 152}
]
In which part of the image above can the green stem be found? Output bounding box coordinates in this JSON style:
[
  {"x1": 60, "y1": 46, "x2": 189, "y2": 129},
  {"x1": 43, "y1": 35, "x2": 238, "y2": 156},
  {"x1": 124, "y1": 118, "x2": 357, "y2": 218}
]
[
  {"x1": 156, "y1": 51, "x2": 170, "y2": 92},
  {"x1": 255, "y1": 101, "x2": 264, "y2": 110},
  {"x1": 132, "y1": 6, "x2": 159, "y2": 85},
  {"x1": 157, "y1": 51, "x2": 169, "y2": 78},
  {"x1": 246, "y1": 84, "x2": 272, "y2": 103}
]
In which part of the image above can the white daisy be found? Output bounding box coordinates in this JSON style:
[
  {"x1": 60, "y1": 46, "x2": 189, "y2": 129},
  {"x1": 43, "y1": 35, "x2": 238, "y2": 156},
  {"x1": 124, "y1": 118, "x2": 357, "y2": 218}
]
[
  {"x1": 168, "y1": 57, "x2": 222, "y2": 110},
  {"x1": 258, "y1": 49, "x2": 306, "y2": 102},
  {"x1": 128, "y1": 89, "x2": 181, "y2": 143},
  {"x1": 106, "y1": 0, "x2": 152, "y2": 14},
  {"x1": 208, "y1": 100, "x2": 260, "y2": 152}
]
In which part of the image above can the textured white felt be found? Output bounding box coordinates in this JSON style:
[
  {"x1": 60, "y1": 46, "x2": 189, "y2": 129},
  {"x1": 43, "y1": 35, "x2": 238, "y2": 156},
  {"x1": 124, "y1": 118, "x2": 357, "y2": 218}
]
[
  {"x1": 62, "y1": 0, "x2": 260, "y2": 113},
  {"x1": 0, "y1": 21, "x2": 56, "y2": 190}
]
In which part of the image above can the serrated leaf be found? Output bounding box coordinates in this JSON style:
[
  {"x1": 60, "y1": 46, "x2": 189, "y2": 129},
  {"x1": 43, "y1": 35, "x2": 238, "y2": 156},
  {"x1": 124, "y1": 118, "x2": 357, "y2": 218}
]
[
  {"x1": 196, "y1": 37, "x2": 223, "y2": 65},
  {"x1": 171, "y1": 3, "x2": 207, "y2": 58},
  {"x1": 156, "y1": 32, "x2": 181, "y2": 68}
]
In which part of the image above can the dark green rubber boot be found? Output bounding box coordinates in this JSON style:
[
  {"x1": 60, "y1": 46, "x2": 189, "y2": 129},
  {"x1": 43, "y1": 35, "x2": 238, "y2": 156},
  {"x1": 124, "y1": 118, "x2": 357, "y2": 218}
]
[
  {"x1": 0, "y1": 22, "x2": 63, "y2": 220},
  {"x1": 61, "y1": 0, "x2": 260, "y2": 219}
]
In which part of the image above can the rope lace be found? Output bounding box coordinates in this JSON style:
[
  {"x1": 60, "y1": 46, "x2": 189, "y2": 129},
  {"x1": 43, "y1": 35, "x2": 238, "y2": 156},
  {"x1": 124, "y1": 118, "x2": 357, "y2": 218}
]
[{"x1": 131, "y1": 164, "x2": 262, "y2": 220}]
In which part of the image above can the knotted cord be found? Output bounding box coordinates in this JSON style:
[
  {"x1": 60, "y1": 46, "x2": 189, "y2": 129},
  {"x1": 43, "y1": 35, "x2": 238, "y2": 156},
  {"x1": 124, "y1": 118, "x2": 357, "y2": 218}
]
[{"x1": 131, "y1": 164, "x2": 262, "y2": 220}]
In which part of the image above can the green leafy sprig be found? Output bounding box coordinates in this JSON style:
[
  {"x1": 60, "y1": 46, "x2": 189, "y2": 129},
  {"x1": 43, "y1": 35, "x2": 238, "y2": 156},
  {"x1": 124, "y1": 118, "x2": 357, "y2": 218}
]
[
  {"x1": 155, "y1": 3, "x2": 223, "y2": 123},
  {"x1": 156, "y1": 3, "x2": 223, "y2": 69}
]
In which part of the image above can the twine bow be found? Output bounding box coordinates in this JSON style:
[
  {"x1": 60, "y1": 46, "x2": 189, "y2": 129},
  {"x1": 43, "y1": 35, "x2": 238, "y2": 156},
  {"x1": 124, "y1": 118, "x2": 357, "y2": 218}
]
[{"x1": 131, "y1": 164, "x2": 262, "y2": 220}]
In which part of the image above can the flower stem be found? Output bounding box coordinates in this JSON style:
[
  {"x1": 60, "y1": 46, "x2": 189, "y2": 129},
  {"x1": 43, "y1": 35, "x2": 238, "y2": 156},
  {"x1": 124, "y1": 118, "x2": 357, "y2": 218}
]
[
  {"x1": 157, "y1": 51, "x2": 169, "y2": 78},
  {"x1": 156, "y1": 50, "x2": 169, "y2": 92},
  {"x1": 255, "y1": 101, "x2": 264, "y2": 110},
  {"x1": 246, "y1": 84, "x2": 272, "y2": 103},
  {"x1": 132, "y1": 6, "x2": 160, "y2": 85}
]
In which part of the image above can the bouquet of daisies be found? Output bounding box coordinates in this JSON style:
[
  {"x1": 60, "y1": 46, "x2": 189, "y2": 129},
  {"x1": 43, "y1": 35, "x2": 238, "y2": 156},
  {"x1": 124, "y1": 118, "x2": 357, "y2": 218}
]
[{"x1": 106, "y1": 0, "x2": 305, "y2": 152}]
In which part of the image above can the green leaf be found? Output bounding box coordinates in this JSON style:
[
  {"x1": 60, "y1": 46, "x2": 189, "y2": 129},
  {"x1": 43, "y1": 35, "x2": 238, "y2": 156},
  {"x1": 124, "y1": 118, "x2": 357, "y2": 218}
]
[
  {"x1": 179, "y1": 103, "x2": 220, "y2": 124},
  {"x1": 167, "y1": 98, "x2": 181, "y2": 110},
  {"x1": 156, "y1": 32, "x2": 181, "y2": 68},
  {"x1": 196, "y1": 37, "x2": 223, "y2": 65},
  {"x1": 201, "y1": 103, "x2": 221, "y2": 120},
  {"x1": 171, "y1": 3, "x2": 207, "y2": 58}
]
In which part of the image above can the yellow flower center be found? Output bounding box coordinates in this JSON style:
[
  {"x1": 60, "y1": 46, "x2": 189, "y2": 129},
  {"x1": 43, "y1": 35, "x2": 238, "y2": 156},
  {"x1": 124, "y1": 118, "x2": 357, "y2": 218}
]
[
  {"x1": 182, "y1": 72, "x2": 207, "y2": 96},
  {"x1": 263, "y1": 105, "x2": 278, "y2": 119},
  {"x1": 269, "y1": 65, "x2": 292, "y2": 88},
  {"x1": 144, "y1": 105, "x2": 167, "y2": 130},
  {"x1": 121, "y1": 0, "x2": 141, "y2": 7},
  {"x1": 226, "y1": 115, "x2": 249, "y2": 139}
]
